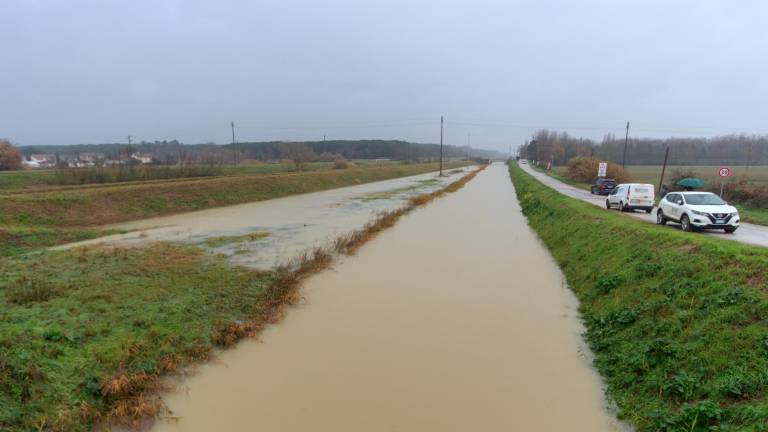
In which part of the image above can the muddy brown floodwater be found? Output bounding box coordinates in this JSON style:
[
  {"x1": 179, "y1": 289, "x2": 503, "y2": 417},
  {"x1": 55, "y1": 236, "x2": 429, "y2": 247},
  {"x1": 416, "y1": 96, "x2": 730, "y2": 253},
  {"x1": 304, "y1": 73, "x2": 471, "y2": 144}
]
[{"x1": 150, "y1": 163, "x2": 625, "y2": 432}]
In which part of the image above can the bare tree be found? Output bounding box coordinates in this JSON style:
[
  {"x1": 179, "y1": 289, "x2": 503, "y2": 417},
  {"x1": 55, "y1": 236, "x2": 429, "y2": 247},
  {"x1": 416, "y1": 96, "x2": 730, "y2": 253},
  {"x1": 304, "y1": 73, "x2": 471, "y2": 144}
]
[
  {"x1": 279, "y1": 142, "x2": 315, "y2": 171},
  {"x1": 0, "y1": 139, "x2": 23, "y2": 171}
]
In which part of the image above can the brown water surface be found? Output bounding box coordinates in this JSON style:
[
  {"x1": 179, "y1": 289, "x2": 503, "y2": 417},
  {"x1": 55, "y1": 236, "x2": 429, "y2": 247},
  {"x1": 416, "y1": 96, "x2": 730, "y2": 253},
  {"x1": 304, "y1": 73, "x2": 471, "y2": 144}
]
[{"x1": 151, "y1": 163, "x2": 623, "y2": 431}]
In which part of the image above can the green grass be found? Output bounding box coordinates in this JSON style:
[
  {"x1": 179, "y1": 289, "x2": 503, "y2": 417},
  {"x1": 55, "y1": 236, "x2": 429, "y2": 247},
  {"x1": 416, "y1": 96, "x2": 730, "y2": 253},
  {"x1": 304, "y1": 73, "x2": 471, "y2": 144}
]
[
  {"x1": 0, "y1": 226, "x2": 114, "y2": 258},
  {"x1": 0, "y1": 243, "x2": 276, "y2": 431},
  {"x1": 203, "y1": 232, "x2": 270, "y2": 248},
  {"x1": 509, "y1": 162, "x2": 768, "y2": 431},
  {"x1": 0, "y1": 169, "x2": 58, "y2": 192},
  {"x1": 738, "y1": 206, "x2": 768, "y2": 227}
]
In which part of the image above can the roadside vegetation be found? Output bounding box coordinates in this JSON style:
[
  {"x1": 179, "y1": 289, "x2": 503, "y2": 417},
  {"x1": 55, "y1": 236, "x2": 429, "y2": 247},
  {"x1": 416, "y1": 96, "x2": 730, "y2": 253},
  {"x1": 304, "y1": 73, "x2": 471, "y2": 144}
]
[
  {"x1": 509, "y1": 162, "x2": 768, "y2": 431},
  {"x1": 0, "y1": 161, "x2": 468, "y2": 258},
  {"x1": 0, "y1": 165, "x2": 485, "y2": 432},
  {"x1": 532, "y1": 160, "x2": 768, "y2": 226}
]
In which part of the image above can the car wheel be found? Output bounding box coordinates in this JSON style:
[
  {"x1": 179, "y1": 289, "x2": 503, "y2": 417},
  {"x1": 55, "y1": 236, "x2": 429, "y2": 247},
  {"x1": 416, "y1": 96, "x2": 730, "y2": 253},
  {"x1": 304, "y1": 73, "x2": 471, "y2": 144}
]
[
  {"x1": 681, "y1": 214, "x2": 694, "y2": 232},
  {"x1": 656, "y1": 210, "x2": 667, "y2": 225},
  {"x1": 724, "y1": 226, "x2": 738, "y2": 234},
  {"x1": 590, "y1": 187, "x2": 596, "y2": 195},
  {"x1": 645, "y1": 208, "x2": 653, "y2": 214},
  {"x1": 619, "y1": 201, "x2": 626, "y2": 212},
  {"x1": 605, "y1": 199, "x2": 611, "y2": 209}
]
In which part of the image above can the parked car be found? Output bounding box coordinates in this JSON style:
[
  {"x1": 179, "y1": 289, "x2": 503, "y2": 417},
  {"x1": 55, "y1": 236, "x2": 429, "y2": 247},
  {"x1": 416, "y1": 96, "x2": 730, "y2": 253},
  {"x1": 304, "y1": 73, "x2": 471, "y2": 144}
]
[
  {"x1": 605, "y1": 183, "x2": 655, "y2": 213},
  {"x1": 656, "y1": 191, "x2": 739, "y2": 233},
  {"x1": 590, "y1": 178, "x2": 616, "y2": 195},
  {"x1": 520, "y1": 159, "x2": 527, "y2": 164}
]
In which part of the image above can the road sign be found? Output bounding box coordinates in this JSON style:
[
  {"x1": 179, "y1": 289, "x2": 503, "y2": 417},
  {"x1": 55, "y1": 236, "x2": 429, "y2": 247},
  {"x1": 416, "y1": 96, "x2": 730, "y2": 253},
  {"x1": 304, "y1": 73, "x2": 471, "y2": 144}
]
[
  {"x1": 598, "y1": 162, "x2": 607, "y2": 177},
  {"x1": 718, "y1": 167, "x2": 731, "y2": 177}
]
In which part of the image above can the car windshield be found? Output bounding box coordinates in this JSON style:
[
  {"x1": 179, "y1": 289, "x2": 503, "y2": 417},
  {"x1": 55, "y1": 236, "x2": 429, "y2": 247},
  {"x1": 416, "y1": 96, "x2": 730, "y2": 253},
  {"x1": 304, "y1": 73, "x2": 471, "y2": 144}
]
[{"x1": 684, "y1": 194, "x2": 725, "y2": 205}]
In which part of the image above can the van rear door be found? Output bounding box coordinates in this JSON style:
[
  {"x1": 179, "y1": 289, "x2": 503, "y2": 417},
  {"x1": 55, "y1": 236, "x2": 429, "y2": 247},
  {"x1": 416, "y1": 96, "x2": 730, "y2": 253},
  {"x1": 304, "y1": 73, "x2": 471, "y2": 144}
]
[{"x1": 630, "y1": 184, "x2": 655, "y2": 207}]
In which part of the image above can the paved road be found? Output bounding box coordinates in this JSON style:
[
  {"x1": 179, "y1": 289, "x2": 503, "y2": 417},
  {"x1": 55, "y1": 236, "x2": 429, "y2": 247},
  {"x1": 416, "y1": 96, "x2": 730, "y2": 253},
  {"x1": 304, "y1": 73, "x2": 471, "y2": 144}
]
[{"x1": 519, "y1": 162, "x2": 768, "y2": 248}]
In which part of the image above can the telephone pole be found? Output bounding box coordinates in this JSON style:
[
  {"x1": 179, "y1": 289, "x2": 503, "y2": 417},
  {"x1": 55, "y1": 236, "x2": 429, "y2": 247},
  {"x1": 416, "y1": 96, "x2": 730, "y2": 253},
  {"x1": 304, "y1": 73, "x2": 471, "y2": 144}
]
[
  {"x1": 621, "y1": 121, "x2": 630, "y2": 168},
  {"x1": 658, "y1": 146, "x2": 670, "y2": 194},
  {"x1": 230, "y1": 121, "x2": 237, "y2": 165},
  {"x1": 439, "y1": 115, "x2": 444, "y2": 176},
  {"x1": 127, "y1": 135, "x2": 132, "y2": 145},
  {"x1": 467, "y1": 133, "x2": 471, "y2": 159}
]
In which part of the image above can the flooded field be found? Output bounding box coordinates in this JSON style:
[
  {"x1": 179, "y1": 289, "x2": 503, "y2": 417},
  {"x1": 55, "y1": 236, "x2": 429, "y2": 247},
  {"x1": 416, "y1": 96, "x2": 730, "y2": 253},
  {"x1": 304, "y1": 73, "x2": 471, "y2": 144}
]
[
  {"x1": 57, "y1": 167, "x2": 471, "y2": 269},
  {"x1": 150, "y1": 163, "x2": 624, "y2": 431}
]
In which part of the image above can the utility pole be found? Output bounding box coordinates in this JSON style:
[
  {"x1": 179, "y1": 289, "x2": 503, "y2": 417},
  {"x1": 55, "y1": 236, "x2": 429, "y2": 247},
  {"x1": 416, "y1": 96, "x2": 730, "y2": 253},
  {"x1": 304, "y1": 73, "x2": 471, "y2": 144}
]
[
  {"x1": 230, "y1": 121, "x2": 237, "y2": 165},
  {"x1": 127, "y1": 135, "x2": 132, "y2": 145},
  {"x1": 658, "y1": 146, "x2": 670, "y2": 195},
  {"x1": 323, "y1": 134, "x2": 326, "y2": 142},
  {"x1": 439, "y1": 115, "x2": 444, "y2": 176},
  {"x1": 621, "y1": 121, "x2": 630, "y2": 168},
  {"x1": 467, "y1": 133, "x2": 471, "y2": 159}
]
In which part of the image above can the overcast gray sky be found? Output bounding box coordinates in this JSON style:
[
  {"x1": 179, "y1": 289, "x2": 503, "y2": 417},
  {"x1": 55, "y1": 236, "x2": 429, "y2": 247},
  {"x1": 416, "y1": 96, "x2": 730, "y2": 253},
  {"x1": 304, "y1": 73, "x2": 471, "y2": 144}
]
[{"x1": 2, "y1": 0, "x2": 767, "y2": 152}]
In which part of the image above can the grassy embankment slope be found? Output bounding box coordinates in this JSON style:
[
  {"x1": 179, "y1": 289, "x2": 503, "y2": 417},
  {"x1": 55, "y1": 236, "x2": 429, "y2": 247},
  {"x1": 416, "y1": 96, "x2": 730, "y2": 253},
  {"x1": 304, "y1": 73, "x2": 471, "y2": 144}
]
[
  {"x1": 0, "y1": 161, "x2": 464, "y2": 257},
  {"x1": 510, "y1": 162, "x2": 768, "y2": 431},
  {"x1": 0, "y1": 162, "x2": 479, "y2": 432},
  {"x1": 542, "y1": 164, "x2": 768, "y2": 226}
]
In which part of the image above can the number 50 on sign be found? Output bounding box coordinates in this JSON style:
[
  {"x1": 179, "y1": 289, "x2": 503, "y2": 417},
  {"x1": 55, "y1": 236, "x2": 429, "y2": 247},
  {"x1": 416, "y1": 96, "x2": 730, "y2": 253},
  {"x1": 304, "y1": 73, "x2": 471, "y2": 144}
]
[{"x1": 719, "y1": 167, "x2": 731, "y2": 177}]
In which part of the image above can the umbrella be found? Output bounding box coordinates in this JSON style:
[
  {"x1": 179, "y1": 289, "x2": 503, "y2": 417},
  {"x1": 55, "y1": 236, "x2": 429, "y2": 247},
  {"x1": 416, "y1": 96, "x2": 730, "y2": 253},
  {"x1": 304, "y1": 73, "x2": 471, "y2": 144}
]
[{"x1": 676, "y1": 178, "x2": 705, "y2": 189}]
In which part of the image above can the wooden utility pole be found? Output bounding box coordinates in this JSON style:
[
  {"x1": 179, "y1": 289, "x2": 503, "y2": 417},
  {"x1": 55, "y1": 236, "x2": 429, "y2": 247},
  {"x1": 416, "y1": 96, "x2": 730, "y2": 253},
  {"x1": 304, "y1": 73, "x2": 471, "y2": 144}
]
[
  {"x1": 658, "y1": 146, "x2": 670, "y2": 194},
  {"x1": 127, "y1": 135, "x2": 132, "y2": 145},
  {"x1": 230, "y1": 121, "x2": 237, "y2": 165},
  {"x1": 439, "y1": 115, "x2": 444, "y2": 176},
  {"x1": 621, "y1": 121, "x2": 630, "y2": 168},
  {"x1": 467, "y1": 133, "x2": 471, "y2": 159}
]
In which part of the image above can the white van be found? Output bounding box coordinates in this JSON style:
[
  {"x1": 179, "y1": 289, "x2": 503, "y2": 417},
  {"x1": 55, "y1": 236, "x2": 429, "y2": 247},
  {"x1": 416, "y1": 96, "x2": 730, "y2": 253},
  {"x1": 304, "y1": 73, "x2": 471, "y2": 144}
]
[{"x1": 605, "y1": 183, "x2": 655, "y2": 213}]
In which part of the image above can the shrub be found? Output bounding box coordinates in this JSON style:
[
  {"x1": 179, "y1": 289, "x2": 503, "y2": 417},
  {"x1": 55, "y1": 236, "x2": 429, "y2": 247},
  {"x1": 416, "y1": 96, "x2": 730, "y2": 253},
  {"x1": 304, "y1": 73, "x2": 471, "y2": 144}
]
[
  {"x1": 564, "y1": 156, "x2": 628, "y2": 183},
  {"x1": 333, "y1": 154, "x2": 351, "y2": 169},
  {"x1": 669, "y1": 168, "x2": 699, "y2": 186},
  {"x1": 0, "y1": 139, "x2": 23, "y2": 171}
]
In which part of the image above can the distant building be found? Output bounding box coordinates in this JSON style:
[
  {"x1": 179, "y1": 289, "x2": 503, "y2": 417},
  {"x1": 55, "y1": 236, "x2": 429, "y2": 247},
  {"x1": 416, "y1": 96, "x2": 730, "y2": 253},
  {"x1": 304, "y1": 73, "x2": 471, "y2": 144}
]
[
  {"x1": 131, "y1": 153, "x2": 154, "y2": 164},
  {"x1": 24, "y1": 154, "x2": 57, "y2": 168}
]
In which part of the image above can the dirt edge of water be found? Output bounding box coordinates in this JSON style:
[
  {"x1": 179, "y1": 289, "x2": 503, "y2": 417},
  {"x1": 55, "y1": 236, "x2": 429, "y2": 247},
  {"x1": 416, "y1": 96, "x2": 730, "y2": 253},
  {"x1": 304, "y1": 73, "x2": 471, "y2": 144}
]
[{"x1": 95, "y1": 164, "x2": 488, "y2": 430}]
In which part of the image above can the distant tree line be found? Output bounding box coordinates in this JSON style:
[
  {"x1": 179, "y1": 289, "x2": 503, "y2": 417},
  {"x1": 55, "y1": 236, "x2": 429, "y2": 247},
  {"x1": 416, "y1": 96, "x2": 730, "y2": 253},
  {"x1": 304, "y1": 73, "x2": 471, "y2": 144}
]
[
  {"x1": 19, "y1": 139, "x2": 498, "y2": 166},
  {"x1": 519, "y1": 130, "x2": 768, "y2": 166}
]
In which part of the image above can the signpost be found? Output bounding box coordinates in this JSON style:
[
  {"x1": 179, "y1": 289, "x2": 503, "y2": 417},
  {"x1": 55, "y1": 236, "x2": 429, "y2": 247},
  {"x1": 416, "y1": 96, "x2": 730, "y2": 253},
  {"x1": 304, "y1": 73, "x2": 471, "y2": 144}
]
[
  {"x1": 598, "y1": 162, "x2": 607, "y2": 178},
  {"x1": 718, "y1": 166, "x2": 731, "y2": 197}
]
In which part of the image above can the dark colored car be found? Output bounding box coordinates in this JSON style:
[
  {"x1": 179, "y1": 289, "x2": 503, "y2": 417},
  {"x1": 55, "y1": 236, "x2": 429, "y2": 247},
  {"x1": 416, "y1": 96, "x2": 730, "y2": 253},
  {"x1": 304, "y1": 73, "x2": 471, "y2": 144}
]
[{"x1": 590, "y1": 178, "x2": 616, "y2": 195}]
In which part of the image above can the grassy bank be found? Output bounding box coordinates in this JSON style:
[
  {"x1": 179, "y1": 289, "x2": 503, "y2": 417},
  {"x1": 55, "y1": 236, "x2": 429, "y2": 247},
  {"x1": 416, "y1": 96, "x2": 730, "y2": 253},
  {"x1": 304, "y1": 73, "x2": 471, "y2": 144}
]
[
  {"x1": 0, "y1": 166, "x2": 485, "y2": 432},
  {"x1": 0, "y1": 162, "x2": 468, "y2": 258},
  {"x1": 0, "y1": 162, "x2": 465, "y2": 228},
  {"x1": 0, "y1": 162, "x2": 335, "y2": 193},
  {"x1": 509, "y1": 162, "x2": 768, "y2": 431}
]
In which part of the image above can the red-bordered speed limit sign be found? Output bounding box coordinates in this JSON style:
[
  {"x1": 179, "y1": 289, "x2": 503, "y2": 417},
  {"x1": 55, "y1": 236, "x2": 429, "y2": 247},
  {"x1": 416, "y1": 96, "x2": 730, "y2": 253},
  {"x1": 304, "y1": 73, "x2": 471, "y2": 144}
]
[{"x1": 718, "y1": 167, "x2": 731, "y2": 177}]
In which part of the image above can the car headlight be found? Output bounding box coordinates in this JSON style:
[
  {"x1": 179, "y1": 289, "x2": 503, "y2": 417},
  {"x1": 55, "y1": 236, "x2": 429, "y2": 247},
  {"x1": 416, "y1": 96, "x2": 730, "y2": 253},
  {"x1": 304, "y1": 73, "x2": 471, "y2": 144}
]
[
  {"x1": 731, "y1": 211, "x2": 739, "y2": 217},
  {"x1": 691, "y1": 210, "x2": 707, "y2": 216}
]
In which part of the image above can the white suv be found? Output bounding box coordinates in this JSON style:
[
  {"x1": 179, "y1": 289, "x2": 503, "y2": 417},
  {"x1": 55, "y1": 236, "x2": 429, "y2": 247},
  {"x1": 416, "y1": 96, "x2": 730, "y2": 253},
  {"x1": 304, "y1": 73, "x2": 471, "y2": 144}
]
[{"x1": 656, "y1": 192, "x2": 740, "y2": 233}]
